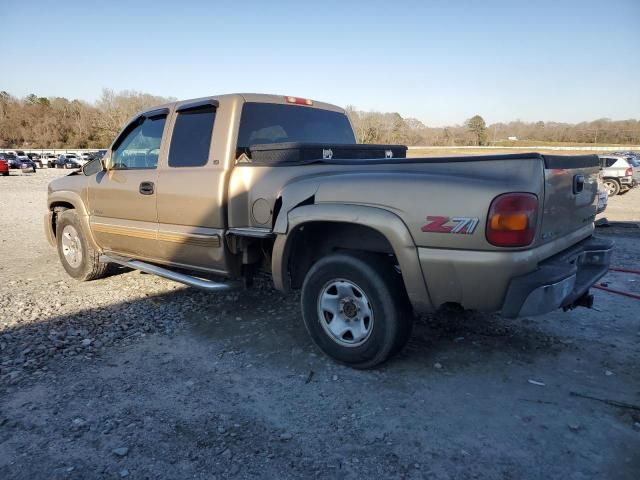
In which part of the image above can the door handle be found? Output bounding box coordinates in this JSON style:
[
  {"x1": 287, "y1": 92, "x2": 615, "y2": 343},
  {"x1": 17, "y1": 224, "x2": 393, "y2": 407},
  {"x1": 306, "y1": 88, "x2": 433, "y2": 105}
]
[
  {"x1": 139, "y1": 181, "x2": 155, "y2": 195},
  {"x1": 573, "y1": 175, "x2": 584, "y2": 194}
]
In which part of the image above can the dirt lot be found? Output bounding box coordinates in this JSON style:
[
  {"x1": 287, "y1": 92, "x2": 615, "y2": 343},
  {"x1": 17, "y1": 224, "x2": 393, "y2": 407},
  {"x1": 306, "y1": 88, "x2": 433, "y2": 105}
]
[{"x1": 1, "y1": 168, "x2": 639, "y2": 480}]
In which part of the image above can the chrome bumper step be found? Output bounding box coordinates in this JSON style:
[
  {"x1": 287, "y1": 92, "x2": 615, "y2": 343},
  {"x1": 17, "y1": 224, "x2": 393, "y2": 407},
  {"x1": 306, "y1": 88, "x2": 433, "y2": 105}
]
[{"x1": 99, "y1": 254, "x2": 239, "y2": 292}]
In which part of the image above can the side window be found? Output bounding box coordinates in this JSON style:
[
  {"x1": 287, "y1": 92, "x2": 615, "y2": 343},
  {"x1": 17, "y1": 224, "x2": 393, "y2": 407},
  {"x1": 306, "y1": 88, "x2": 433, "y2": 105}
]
[
  {"x1": 606, "y1": 158, "x2": 617, "y2": 168},
  {"x1": 168, "y1": 106, "x2": 215, "y2": 167},
  {"x1": 112, "y1": 115, "x2": 166, "y2": 170}
]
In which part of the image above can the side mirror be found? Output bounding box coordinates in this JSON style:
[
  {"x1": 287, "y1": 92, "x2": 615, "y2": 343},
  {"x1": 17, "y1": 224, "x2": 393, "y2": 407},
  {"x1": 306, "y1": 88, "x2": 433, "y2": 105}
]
[{"x1": 82, "y1": 158, "x2": 105, "y2": 176}]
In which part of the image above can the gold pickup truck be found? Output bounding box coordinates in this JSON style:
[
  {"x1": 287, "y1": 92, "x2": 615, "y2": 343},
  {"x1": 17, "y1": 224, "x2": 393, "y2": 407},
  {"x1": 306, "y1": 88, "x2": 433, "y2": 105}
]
[{"x1": 45, "y1": 93, "x2": 613, "y2": 368}]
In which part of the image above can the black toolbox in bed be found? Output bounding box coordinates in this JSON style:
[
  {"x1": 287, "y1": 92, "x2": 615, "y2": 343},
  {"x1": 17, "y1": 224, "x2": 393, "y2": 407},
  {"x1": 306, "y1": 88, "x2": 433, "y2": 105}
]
[{"x1": 246, "y1": 142, "x2": 408, "y2": 165}]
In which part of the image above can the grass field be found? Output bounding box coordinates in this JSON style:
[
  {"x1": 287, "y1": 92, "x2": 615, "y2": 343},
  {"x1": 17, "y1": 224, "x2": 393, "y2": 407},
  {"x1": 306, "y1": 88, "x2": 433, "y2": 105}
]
[
  {"x1": 407, "y1": 141, "x2": 639, "y2": 157},
  {"x1": 490, "y1": 140, "x2": 638, "y2": 148},
  {"x1": 407, "y1": 147, "x2": 633, "y2": 157}
]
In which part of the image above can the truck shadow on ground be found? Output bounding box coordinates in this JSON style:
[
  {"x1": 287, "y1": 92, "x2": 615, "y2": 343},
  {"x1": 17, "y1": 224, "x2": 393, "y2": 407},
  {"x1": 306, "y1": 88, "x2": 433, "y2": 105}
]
[{"x1": 1, "y1": 273, "x2": 566, "y2": 389}]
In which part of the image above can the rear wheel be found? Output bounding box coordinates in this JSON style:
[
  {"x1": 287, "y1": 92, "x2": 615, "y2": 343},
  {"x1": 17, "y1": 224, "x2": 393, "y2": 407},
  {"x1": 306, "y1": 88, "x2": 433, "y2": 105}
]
[
  {"x1": 603, "y1": 179, "x2": 620, "y2": 196},
  {"x1": 301, "y1": 253, "x2": 413, "y2": 369},
  {"x1": 56, "y1": 210, "x2": 108, "y2": 281}
]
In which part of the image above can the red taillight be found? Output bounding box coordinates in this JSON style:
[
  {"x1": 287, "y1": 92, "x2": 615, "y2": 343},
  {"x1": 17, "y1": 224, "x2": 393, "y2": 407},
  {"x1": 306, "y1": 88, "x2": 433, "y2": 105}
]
[
  {"x1": 285, "y1": 96, "x2": 313, "y2": 106},
  {"x1": 625, "y1": 167, "x2": 633, "y2": 176},
  {"x1": 486, "y1": 193, "x2": 538, "y2": 247}
]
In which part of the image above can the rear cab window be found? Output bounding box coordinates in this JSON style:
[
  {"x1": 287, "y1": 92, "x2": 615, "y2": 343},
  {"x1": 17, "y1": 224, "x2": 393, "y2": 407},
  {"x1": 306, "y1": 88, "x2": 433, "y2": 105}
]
[
  {"x1": 236, "y1": 102, "x2": 356, "y2": 156},
  {"x1": 168, "y1": 106, "x2": 215, "y2": 167}
]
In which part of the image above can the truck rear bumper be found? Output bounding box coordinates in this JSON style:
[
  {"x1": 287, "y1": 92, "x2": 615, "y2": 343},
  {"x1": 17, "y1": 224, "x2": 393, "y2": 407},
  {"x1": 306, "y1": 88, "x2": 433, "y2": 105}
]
[{"x1": 501, "y1": 236, "x2": 614, "y2": 318}]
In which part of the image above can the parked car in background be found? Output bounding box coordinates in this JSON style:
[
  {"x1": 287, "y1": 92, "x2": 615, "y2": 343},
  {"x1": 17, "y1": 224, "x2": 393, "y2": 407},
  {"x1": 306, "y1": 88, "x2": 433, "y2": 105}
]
[
  {"x1": 43, "y1": 153, "x2": 58, "y2": 168},
  {"x1": 69, "y1": 154, "x2": 89, "y2": 166},
  {"x1": 620, "y1": 155, "x2": 640, "y2": 186},
  {"x1": 611, "y1": 151, "x2": 640, "y2": 162},
  {"x1": 93, "y1": 149, "x2": 107, "y2": 161},
  {"x1": 2, "y1": 152, "x2": 20, "y2": 169},
  {"x1": 14, "y1": 150, "x2": 33, "y2": 166},
  {"x1": 598, "y1": 155, "x2": 636, "y2": 196},
  {"x1": 596, "y1": 171, "x2": 608, "y2": 214},
  {"x1": 0, "y1": 153, "x2": 10, "y2": 176},
  {"x1": 88, "y1": 151, "x2": 105, "y2": 161},
  {"x1": 18, "y1": 157, "x2": 36, "y2": 173},
  {"x1": 56, "y1": 154, "x2": 82, "y2": 169},
  {"x1": 27, "y1": 152, "x2": 43, "y2": 168}
]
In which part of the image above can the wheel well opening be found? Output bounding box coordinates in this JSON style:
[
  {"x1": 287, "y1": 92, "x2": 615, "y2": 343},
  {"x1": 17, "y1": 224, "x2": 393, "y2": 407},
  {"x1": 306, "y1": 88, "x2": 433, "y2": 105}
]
[
  {"x1": 287, "y1": 222, "x2": 396, "y2": 289},
  {"x1": 49, "y1": 202, "x2": 74, "y2": 237}
]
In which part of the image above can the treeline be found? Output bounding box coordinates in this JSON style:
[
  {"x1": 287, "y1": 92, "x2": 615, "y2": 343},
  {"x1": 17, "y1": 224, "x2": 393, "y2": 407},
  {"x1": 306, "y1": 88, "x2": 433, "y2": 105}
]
[
  {"x1": 346, "y1": 107, "x2": 640, "y2": 146},
  {"x1": 1, "y1": 90, "x2": 638, "y2": 148},
  {"x1": 0, "y1": 89, "x2": 174, "y2": 149}
]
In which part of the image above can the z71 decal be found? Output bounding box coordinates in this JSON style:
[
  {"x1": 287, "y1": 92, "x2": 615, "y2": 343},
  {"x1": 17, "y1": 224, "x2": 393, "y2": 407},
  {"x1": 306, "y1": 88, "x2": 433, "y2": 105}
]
[{"x1": 421, "y1": 216, "x2": 479, "y2": 234}]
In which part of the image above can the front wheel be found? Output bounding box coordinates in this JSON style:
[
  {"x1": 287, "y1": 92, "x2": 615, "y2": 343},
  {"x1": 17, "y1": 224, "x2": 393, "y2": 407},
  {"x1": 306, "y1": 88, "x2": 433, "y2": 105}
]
[
  {"x1": 301, "y1": 253, "x2": 413, "y2": 369},
  {"x1": 56, "y1": 210, "x2": 108, "y2": 281}
]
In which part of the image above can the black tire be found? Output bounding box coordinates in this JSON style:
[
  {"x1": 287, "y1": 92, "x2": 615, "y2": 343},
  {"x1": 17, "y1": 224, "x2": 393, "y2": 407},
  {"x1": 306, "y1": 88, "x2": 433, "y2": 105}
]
[
  {"x1": 2, "y1": 172, "x2": 8, "y2": 176},
  {"x1": 301, "y1": 252, "x2": 413, "y2": 369},
  {"x1": 603, "y1": 179, "x2": 620, "y2": 196},
  {"x1": 56, "y1": 209, "x2": 108, "y2": 281}
]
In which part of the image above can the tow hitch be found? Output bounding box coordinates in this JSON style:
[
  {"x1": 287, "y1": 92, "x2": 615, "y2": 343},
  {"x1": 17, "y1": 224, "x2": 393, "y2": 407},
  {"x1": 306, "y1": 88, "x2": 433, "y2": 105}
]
[{"x1": 563, "y1": 292, "x2": 594, "y2": 311}]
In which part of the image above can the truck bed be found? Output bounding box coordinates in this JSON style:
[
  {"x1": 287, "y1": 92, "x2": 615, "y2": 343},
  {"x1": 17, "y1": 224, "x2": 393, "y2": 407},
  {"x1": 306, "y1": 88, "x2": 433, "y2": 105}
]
[{"x1": 243, "y1": 143, "x2": 598, "y2": 170}]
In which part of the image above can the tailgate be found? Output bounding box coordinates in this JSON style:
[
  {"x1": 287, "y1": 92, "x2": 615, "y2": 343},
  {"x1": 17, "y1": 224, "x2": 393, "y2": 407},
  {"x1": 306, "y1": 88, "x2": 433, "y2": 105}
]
[{"x1": 540, "y1": 155, "x2": 599, "y2": 244}]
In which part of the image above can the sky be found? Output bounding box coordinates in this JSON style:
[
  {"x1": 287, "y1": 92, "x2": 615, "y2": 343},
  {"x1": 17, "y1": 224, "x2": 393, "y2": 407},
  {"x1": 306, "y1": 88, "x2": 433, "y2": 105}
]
[{"x1": 1, "y1": 0, "x2": 639, "y2": 126}]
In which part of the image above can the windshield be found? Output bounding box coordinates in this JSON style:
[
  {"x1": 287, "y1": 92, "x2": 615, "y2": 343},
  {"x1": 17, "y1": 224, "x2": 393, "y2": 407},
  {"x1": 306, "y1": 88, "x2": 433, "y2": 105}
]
[{"x1": 237, "y1": 102, "x2": 355, "y2": 151}]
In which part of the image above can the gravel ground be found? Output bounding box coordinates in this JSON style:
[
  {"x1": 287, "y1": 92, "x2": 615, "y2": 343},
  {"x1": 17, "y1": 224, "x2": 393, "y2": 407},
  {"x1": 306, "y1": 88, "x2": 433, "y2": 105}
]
[{"x1": 1, "y1": 168, "x2": 639, "y2": 480}]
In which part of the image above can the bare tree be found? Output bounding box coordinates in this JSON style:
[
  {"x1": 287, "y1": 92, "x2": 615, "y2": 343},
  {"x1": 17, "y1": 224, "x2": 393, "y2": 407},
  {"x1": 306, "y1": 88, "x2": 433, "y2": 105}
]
[{"x1": 1, "y1": 94, "x2": 638, "y2": 149}]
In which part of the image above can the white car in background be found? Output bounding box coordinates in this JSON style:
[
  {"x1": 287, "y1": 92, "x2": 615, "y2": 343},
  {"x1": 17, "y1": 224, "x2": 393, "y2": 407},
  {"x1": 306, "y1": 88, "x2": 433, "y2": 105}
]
[
  {"x1": 596, "y1": 171, "x2": 609, "y2": 214},
  {"x1": 42, "y1": 153, "x2": 59, "y2": 168}
]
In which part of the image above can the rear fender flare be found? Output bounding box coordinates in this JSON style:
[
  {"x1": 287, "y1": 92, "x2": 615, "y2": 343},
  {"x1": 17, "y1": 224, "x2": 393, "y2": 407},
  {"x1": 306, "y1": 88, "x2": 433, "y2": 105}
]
[{"x1": 271, "y1": 203, "x2": 434, "y2": 313}]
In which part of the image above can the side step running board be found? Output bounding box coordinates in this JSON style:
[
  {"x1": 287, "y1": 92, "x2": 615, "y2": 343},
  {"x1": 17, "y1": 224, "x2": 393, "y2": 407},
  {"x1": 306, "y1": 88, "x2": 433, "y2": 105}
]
[{"x1": 99, "y1": 254, "x2": 239, "y2": 292}]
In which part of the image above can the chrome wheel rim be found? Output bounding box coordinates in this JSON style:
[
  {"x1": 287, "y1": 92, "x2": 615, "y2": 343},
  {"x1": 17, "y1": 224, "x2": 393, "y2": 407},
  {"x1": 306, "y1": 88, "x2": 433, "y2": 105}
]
[
  {"x1": 604, "y1": 181, "x2": 616, "y2": 196},
  {"x1": 317, "y1": 279, "x2": 374, "y2": 347},
  {"x1": 61, "y1": 225, "x2": 82, "y2": 268}
]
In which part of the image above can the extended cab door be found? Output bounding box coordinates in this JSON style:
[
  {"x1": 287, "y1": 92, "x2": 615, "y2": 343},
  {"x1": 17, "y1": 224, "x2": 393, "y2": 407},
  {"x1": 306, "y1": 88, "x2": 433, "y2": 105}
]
[
  {"x1": 87, "y1": 111, "x2": 168, "y2": 259},
  {"x1": 155, "y1": 100, "x2": 229, "y2": 274}
]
